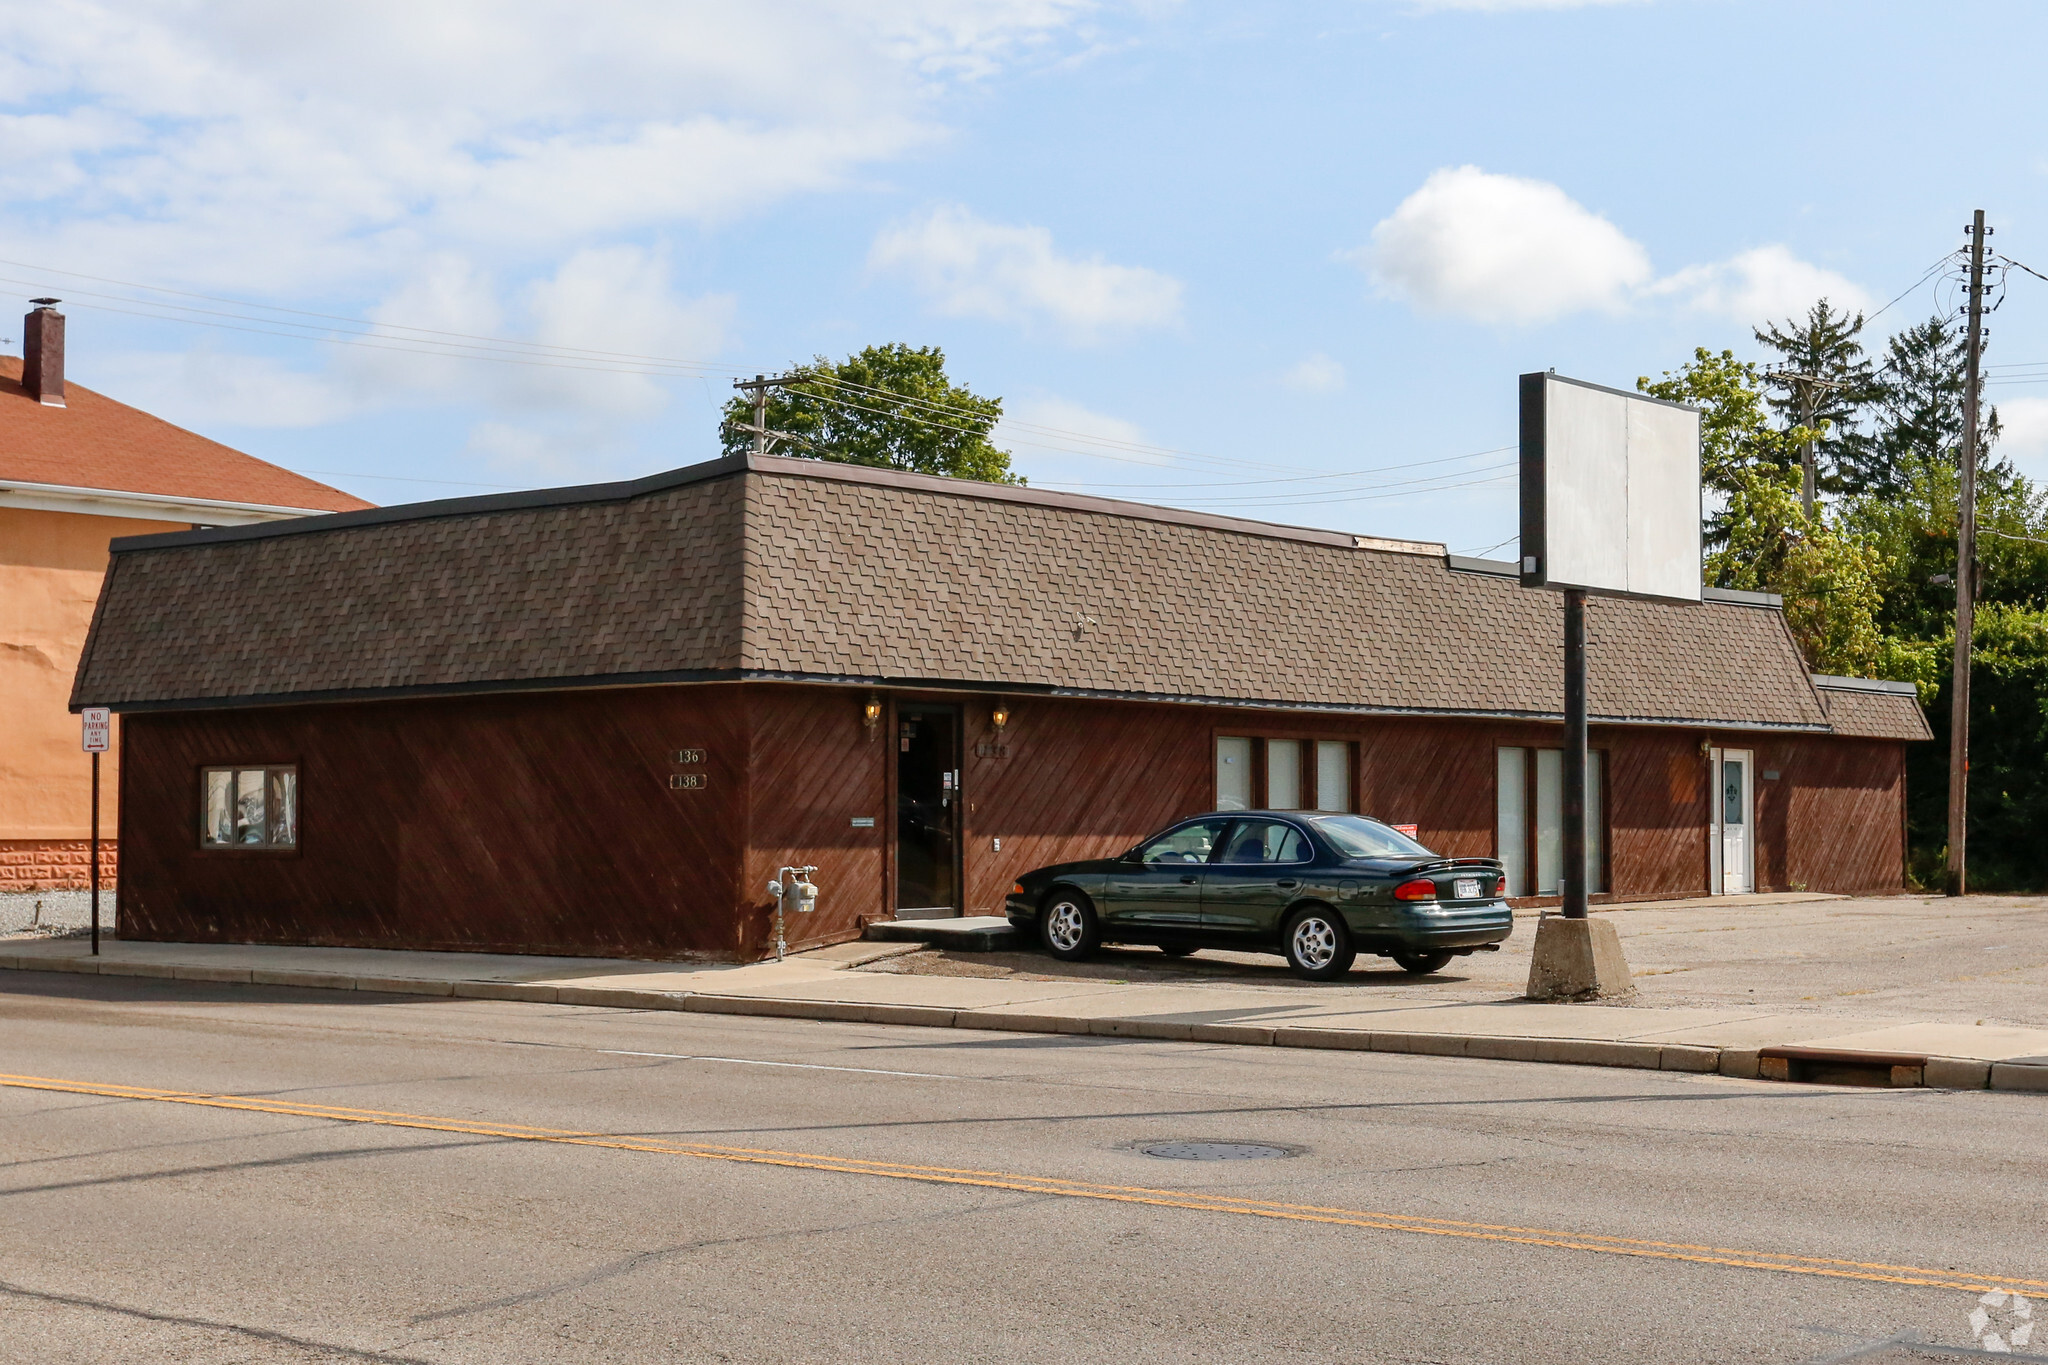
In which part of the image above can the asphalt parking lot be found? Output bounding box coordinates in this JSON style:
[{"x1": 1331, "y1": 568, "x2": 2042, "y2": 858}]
[{"x1": 862, "y1": 894, "x2": 2048, "y2": 1027}]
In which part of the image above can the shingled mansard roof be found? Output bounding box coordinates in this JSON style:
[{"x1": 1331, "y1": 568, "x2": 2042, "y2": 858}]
[{"x1": 71, "y1": 452, "x2": 1928, "y2": 739}]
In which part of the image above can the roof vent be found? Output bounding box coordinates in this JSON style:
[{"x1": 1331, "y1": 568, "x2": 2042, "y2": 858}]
[{"x1": 24, "y1": 299, "x2": 64, "y2": 408}]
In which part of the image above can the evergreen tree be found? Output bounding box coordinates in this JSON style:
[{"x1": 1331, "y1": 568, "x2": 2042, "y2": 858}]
[
  {"x1": 1753, "y1": 299, "x2": 1883, "y2": 497},
  {"x1": 1864, "y1": 314, "x2": 2004, "y2": 492},
  {"x1": 720, "y1": 344, "x2": 1019, "y2": 484}
]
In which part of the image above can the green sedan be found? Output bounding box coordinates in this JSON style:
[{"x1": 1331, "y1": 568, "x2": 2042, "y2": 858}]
[{"x1": 1004, "y1": 812, "x2": 1512, "y2": 980}]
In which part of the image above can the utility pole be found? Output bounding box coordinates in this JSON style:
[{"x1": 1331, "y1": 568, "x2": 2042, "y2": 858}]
[
  {"x1": 1764, "y1": 366, "x2": 1848, "y2": 521},
  {"x1": 730, "y1": 374, "x2": 795, "y2": 456},
  {"x1": 1947, "y1": 209, "x2": 1990, "y2": 897}
]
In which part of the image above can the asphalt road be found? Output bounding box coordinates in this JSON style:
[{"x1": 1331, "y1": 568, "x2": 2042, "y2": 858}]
[{"x1": 3, "y1": 971, "x2": 2043, "y2": 1364}]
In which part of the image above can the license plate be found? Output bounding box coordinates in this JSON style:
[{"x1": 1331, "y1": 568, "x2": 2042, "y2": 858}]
[{"x1": 1453, "y1": 877, "x2": 1481, "y2": 900}]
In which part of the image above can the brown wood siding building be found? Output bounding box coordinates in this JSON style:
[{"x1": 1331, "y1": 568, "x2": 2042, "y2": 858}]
[{"x1": 78, "y1": 454, "x2": 1930, "y2": 961}]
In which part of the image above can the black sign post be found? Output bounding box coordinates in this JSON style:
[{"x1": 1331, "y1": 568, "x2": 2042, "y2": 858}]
[{"x1": 1561, "y1": 589, "x2": 1589, "y2": 921}]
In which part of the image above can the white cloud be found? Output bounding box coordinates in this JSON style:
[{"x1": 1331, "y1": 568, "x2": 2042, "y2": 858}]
[
  {"x1": 1359, "y1": 166, "x2": 1651, "y2": 325},
  {"x1": 0, "y1": 2, "x2": 1102, "y2": 291},
  {"x1": 869, "y1": 203, "x2": 1183, "y2": 339},
  {"x1": 1997, "y1": 397, "x2": 2048, "y2": 470},
  {"x1": 1358, "y1": 165, "x2": 1869, "y2": 328},
  {"x1": 1281, "y1": 353, "x2": 1347, "y2": 393},
  {"x1": 999, "y1": 388, "x2": 1163, "y2": 458},
  {"x1": 90, "y1": 347, "x2": 358, "y2": 430},
  {"x1": 1650, "y1": 245, "x2": 1874, "y2": 323}
]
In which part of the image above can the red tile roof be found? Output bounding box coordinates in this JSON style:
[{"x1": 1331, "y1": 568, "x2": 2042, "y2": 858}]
[{"x1": 0, "y1": 355, "x2": 371, "y2": 513}]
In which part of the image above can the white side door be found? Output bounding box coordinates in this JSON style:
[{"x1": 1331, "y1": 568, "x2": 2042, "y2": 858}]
[{"x1": 1713, "y1": 748, "x2": 1753, "y2": 895}]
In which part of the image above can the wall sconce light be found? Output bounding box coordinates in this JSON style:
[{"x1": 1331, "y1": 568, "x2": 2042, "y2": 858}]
[
  {"x1": 991, "y1": 703, "x2": 1010, "y2": 732},
  {"x1": 1698, "y1": 737, "x2": 1713, "y2": 757},
  {"x1": 863, "y1": 694, "x2": 882, "y2": 739}
]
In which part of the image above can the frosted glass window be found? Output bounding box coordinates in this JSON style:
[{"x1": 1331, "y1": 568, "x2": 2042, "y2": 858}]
[
  {"x1": 1496, "y1": 747, "x2": 1528, "y2": 897},
  {"x1": 1266, "y1": 739, "x2": 1302, "y2": 810},
  {"x1": 1535, "y1": 748, "x2": 1563, "y2": 895},
  {"x1": 201, "y1": 766, "x2": 298, "y2": 849},
  {"x1": 1315, "y1": 741, "x2": 1350, "y2": 813},
  {"x1": 1215, "y1": 737, "x2": 1252, "y2": 811},
  {"x1": 1586, "y1": 753, "x2": 1606, "y2": 894}
]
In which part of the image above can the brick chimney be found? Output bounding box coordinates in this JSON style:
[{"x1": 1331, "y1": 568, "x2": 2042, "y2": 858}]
[{"x1": 23, "y1": 299, "x2": 65, "y2": 408}]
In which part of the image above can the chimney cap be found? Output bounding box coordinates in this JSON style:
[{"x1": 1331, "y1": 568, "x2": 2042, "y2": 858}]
[{"x1": 29, "y1": 297, "x2": 59, "y2": 307}]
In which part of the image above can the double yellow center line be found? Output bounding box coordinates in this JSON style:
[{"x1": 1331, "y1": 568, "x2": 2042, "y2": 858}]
[{"x1": 4, "y1": 1071, "x2": 2037, "y2": 1296}]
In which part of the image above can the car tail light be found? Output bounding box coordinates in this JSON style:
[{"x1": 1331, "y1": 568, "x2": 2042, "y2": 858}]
[
  {"x1": 1495, "y1": 878, "x2": 1509, "y2": 899},
  {"x1": 1393, "y1": 878, "x2": 1437, "y2": 901}
]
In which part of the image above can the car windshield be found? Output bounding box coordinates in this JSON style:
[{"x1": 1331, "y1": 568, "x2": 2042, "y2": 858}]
[{"x1": 1308, "y1": 815, "x2": 1435, "y2": 860}]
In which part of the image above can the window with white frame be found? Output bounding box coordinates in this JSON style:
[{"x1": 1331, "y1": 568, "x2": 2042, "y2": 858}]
[
  {"x1": 1216, "y1": 736, "x2": 1354, "y2": 812},
  {"x1": 202, "y1": 766, "x2": 298, "y2": 849},
  {"x1": 1495, "y1": 747, "x2": 1604, "y2": 897}
]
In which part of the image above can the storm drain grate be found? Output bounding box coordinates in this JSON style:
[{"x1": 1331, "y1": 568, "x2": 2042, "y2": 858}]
[{"x1": 1139, "y1": 1141, "x2": 1294, "y2": 1161}]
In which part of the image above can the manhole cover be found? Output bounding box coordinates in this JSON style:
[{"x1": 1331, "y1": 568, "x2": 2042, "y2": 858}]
[{"x1": 1139, "y1": 1141, "x2": 1294, "y2": 1161}]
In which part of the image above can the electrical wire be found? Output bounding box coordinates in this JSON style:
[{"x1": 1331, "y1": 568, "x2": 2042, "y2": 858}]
[{"x1": 2, "y1": 254, "x2": 1521, "y2": 505}]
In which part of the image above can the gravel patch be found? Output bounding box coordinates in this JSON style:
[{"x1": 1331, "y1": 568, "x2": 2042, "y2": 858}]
[{"x1": 0, "y1": 889, "x2": 117, "y2": 938}]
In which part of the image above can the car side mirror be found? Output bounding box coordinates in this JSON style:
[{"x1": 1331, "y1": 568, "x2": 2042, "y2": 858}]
[{"x1": 1120, "y1": 848, "x2": 1142, "y2": 863}]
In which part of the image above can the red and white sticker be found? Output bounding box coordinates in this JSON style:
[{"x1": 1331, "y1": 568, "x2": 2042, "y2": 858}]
[{"x1": 1392, "y1": 823, "x2": 1419, "y2": 838}]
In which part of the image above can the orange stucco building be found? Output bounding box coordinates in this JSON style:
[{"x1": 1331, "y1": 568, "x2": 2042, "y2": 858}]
[{"x1": 1, "y1": 304, "x2": 369, "y2": 889}]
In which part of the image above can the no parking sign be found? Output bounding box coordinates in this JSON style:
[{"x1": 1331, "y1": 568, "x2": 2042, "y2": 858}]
[{"x1": 81, "y1": 707, "x2": 110, "y2": 753}]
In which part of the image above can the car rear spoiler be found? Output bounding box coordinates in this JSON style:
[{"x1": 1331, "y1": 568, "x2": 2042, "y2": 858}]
[{"x1": 1408, "y1": 857, "x2": 1505, "y2": 874}]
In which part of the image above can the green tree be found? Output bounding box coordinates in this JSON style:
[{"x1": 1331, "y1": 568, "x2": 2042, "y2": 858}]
[
  {"x1": 720, "y1": 344, "x2": 1019, "y2": 483},
  {"x1": 1638, "y1": 348, "x2": 1802, "y2": 554},
  {"x1": 1753, "y1": 299, "x2": 1883, "y2": 496},
  {"x1": 1910, "y1": 604, "x2": 2048, "y2": 890},
  {"x1": 1864, "y1": 314, "x2": 2003, "y2": 494}
]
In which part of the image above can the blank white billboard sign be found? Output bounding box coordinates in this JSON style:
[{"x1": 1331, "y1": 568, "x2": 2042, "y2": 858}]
[{"x1": 1519, "y1": 372, "x2": 1701, "y2": 603}]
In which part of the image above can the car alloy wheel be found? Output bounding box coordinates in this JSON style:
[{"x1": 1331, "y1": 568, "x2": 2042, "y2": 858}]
[
  {"x1": 1040, "y1": 891, "x2": 1099, "y2": 961},
  {"x1": 1283, "y1": 907, "x2": 1354, "y2": 981}
]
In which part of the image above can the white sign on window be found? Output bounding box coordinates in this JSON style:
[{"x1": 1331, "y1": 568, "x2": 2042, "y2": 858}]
[{"x1": 81, "y1": 707, "x2": 111, "y2": 753}]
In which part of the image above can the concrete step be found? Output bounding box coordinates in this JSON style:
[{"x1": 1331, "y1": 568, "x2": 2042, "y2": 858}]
[{"x1": 864, "y1": 915, "x2": 1021, "y2": 952}]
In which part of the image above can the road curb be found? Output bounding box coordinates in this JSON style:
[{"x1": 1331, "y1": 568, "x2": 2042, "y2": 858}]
[{"x1": 5, "y1": 959, "x2": 2041, "y2": 1090}]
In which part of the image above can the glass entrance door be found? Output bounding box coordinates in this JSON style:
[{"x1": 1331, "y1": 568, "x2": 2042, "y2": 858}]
[
  {"x1": 896, "y1": 705, "x2": 961, "y2": 916},
  {"x1": 1710, "y1": 747, "x2": 1753, "y2": 895}
]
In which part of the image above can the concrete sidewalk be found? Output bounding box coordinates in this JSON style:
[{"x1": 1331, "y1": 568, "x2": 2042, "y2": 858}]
[{"x1": 7, "y1": 933, "x2": 2047, "y2": 1093}]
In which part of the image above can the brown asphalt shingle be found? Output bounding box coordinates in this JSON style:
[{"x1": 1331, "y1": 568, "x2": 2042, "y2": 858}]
[
  {"x1": 72, "y1": 454, "x2": 1835, "y2": 731},
  {"x1": 1814, "y1": 684, "x2": 1933, "y2": 740}
]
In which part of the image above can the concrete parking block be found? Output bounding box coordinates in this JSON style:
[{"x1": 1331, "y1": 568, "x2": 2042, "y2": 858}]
[
  {"x1": 1923, "y1": 1057, "x2": 1992, "y2": 1090},
  {"x1": 1658, "y1": 1046, "x2": 1721, "y2": 1072},
  {"x1": 1719, "y1": 1049, "x2": 1763, "y2": 1079}
]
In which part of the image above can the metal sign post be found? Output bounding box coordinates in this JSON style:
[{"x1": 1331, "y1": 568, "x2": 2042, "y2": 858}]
[
  {"x1": 1561, "y1": 590, "x2": 1589, "y2": 920},
  {"x1": 81, "y1": 707, "x2": 111, "y2": 956},
  {"x1": 1519, "y1": 372, "x2": 1702, "y2": 997}
]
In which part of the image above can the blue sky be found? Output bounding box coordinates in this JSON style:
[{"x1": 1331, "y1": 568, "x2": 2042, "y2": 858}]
[{"x1": 5, "y1": 0, "x2": 2045, "y2": 554}]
